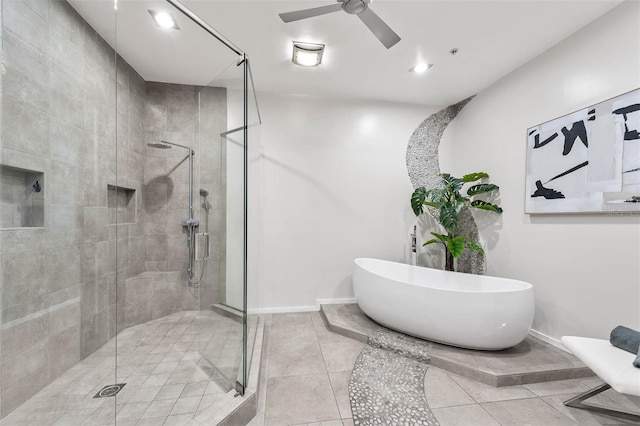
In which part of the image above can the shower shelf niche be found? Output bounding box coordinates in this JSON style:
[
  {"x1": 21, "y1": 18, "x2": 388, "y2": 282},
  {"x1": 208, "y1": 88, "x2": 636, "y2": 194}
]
[
  {"x1": 107, "y1": 184, "x2": 136, "y2": 224},
  {"x1": 0, "y1": 164, "x2": 44, "y2": 229}
]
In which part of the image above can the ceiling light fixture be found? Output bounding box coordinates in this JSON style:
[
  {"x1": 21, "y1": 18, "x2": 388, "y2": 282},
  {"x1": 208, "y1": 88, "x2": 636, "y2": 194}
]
[
  {"x1": 292, "y1": 42, "x2": 325, "y2": 67},
  {"x1": 148, "y1": 10, "x2": 180, "y2": 30},
  {"x1": 410, "y1": 63, "x2": 432, "y2": 73}
]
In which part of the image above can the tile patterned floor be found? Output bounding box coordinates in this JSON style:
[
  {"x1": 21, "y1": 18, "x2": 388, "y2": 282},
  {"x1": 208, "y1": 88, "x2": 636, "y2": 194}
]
[
  {"x1": 249, "y1": 311, "x2": 640, "y2": 426},
  {"x1": 0, "y1": 311, "x2": 240, "y2": 426},
  {"x1": 2, "y1": 310, "x2": 638, "y2": 425}
]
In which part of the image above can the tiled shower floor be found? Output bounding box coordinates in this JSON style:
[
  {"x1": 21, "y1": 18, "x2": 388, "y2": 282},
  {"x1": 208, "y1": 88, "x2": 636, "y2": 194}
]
[{"x1": 0, "y1": 310, "x2": 242, "y2": 426}]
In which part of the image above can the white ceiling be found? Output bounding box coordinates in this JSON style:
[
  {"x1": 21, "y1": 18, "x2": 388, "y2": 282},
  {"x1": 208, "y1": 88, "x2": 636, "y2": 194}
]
[{"x1": 70, "y1": 0, "x2": 624, "y2": 107}]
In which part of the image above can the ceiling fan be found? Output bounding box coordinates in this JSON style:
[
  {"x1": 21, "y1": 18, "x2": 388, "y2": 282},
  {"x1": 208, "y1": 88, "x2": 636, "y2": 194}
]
[{"x1": 279, "y1": 0, "x2": 401, "y2": 49}]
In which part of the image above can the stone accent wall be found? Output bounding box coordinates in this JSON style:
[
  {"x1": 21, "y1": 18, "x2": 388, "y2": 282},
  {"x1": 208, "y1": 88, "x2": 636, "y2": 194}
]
[{"x1": 406, "y1": 97, "x2": 485, "y2": 274}]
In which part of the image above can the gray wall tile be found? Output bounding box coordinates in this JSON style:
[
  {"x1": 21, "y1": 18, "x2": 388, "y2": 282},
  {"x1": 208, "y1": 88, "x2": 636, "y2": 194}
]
[
  {"x1": 1, "y1": 95, "x2": 49, "y2": 157},
  {"x1": 2, "y1": 0, "x2": 49, "y2": 64},
  {"x1": 50, "y1": 117, "x2": 84, "y2": 167},
  {"x1": 80, "y1": 308, "x2": 108, "y2": 358},
  {"x1": 48, "y1": 0, "x2": 85, "y2": 46},
  {"x1": 49, "y1": 324, "x2": 80, "y2": 379},
  {"x1": 1, "y1": 312, "x2": 49, "y2": 360},
  {"x1": 124, "y1": 275, "x2": 153, "y2": 328},
  {"x1": 1, "y1": 251, "x2": 49, "y2": 309}
]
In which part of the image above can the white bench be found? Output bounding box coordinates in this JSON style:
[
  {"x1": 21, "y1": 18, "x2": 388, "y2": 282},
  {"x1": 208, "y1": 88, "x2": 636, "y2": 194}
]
[{"x1": 561, "y1": 336, "x2": 640, "y2": 422}]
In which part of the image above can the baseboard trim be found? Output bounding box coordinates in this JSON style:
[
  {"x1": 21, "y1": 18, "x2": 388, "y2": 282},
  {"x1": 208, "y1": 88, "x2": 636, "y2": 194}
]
[
  {"x1": 529, "y1": 329, "x2": 570, "y2": 353},
  {"x1": 316, "y1": 298, "x2": 356, "y2": 306},
  {"x1": 247, "y1": 298, "x2": 357, "y2": 315}
]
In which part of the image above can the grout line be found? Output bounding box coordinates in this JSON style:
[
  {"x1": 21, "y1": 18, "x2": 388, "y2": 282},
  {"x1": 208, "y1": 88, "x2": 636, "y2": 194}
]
[
  {"x1": 255, "y1": 316, "x2": 271, "y2": 425},
  {"x1": 304, "y1": 312, "x2": 343, "y2": 420},
  {"x1": 477, "y1": 402, "x2": 503, "y2": 425},
  {"x1": 314, "y1": 311, "x2": 358, "y2": 421},
  {"x1": 536, "y1": 395, "x2": 580, "y2": 424},
  {"x1": 311, "y1": 312, "x2": 332, "y2": 376},
  {"x1": 432, "y1": 367, "x2": 479, "y2": 407}
]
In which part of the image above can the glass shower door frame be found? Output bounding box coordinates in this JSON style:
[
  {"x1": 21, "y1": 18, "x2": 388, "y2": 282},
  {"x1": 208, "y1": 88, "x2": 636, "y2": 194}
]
[{"x1": 165, "y1": 0, "x2": 255, "y2": 395}]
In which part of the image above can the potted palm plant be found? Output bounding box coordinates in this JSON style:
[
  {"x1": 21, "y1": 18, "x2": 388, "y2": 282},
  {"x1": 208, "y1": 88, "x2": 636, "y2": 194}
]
[{"x1": 411, "y1": 172, "x2": 503, "y2": 271}]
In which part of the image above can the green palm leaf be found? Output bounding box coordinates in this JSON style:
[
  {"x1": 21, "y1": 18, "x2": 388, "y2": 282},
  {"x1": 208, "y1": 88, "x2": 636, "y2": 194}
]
[
  {"x1": 465, "y1": 242, "x2": 485, "y2": 254},
  {"x1": 439, "y1": 205, "x2": 459, "y2": 233},
  {"x1": 467, "y1": 183, "x2": 499, "y2": 196},
  {"x1": 447, "y1": 237, "x2": 466, "y2": 258},
  {"x1": 441, "y1": 173, "x2": 463, "y2": 192},
  {"x1": 461, "y1": 172, "x2": 489, "y2": 183},
  {"x1": 411, "y1": 187, "x2": 429, "y2": 216},
  {"x1": 430, "y1": 232, "x2": 448, "y2": 243},
  {"x1": 471, "y1": 200, "x2": 503, "y2": 213},
  {"x1": 428, "y1": 189, "x2": 445, "y2": 203}
]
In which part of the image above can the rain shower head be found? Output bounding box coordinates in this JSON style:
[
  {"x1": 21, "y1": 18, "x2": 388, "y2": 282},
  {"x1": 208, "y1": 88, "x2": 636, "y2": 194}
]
[
  {"x1": 199, "y1": 189, "x2": 209, "y2": 197},
  {"x1": 147, "y1": 141, "x2": 172, "y2": 149}
]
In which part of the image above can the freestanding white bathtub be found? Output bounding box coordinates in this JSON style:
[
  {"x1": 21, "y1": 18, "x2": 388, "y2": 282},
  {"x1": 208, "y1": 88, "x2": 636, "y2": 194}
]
[{"x1": 353, "y1": 258, "x2": 535, "y2": 350}]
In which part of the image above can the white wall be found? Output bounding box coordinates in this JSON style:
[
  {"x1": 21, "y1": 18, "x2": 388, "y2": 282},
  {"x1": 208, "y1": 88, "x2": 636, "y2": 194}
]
[
  {"x1": 251, "y1": 94, "x2": 437, "y2": 312},
  {"x1": 440, "y1": 1, "x2": 640, "y2": 341},
  {"x1": 225, "y1": 88, "x2": 261, "y2": 312}
]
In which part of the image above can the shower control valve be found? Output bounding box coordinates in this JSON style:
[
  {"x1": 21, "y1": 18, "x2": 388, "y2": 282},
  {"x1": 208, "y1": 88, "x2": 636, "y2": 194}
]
[{"x1": 182, "y1": 218, "x2": 200, "y2": 228}]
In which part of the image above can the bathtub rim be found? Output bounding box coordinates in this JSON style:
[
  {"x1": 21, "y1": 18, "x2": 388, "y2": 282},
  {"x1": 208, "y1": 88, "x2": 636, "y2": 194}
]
[{"x1": 354, "y1": 257, "x2": 533, "y2": 294}]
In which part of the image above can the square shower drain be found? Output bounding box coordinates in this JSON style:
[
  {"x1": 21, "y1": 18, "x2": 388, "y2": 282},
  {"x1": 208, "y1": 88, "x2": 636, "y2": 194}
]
[{"x1": 93, "y1": 383, "x2": 126, "y2": 398}]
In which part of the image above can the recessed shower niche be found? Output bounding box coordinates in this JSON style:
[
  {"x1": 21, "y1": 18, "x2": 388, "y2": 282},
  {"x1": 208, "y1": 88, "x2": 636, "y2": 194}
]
[
  {"x1": 0, "y1": 164, "x2": 44, "y2": 228},
  {"x1": 107, "y1": 184, "x2": 136, "y2": 224}
]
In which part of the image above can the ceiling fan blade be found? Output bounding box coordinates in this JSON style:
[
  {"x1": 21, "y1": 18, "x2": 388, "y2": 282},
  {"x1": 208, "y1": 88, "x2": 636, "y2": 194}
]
[
  {"x1": 357, "y1": 8, "x2": 401, "y2": 49},
  {"x1": 279, "y1": 3, "x2": 343, "y2": 23}
]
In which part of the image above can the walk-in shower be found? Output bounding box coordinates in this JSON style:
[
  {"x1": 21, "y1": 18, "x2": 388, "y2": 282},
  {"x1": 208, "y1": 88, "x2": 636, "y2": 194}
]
[
  {"x1": 147, "y1": 140, "x2": 206, "y2": 285},
  {"x1": 0, "y1": 0, "x2": 260, "y2": 422}
]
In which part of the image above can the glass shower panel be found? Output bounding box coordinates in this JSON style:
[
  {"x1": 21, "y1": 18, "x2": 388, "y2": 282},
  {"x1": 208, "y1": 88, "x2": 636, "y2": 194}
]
[
  {"x1": 200, "y1": 55, "x2": 260, "y2": 393},
  {"x1": 245, "y1": 59, "x2": 261, "y2": 388},
  {"x1": 197, "y1": 58, "x2": 248, "y2": 391},
  {"x1": 108, "y1": 0, "x2": 252, "y2": 411}
]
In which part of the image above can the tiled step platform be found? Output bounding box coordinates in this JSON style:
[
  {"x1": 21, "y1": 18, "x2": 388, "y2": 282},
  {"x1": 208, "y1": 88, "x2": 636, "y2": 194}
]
[{"x1": 320, "y1": 303, "x2": 594, "y2": 387}]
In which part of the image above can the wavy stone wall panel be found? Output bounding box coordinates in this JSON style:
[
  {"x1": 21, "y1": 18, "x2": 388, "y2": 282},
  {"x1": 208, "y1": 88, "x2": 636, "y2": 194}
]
[{"x1": 406, "y1": 96, "x2": 484, "y2": 274}]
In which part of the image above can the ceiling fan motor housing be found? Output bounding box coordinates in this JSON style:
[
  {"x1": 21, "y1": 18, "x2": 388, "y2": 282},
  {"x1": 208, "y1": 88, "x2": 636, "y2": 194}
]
[{"x1": 342, "y1": 0, "x2": 371, "y2": 15}]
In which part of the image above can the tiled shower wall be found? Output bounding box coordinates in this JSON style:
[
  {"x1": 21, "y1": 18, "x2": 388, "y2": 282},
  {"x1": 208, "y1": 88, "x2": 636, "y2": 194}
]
[
  {"x1": 0, "y1": 0, "x2": 226, "y2": 417},
  {"x1": 0, "y1": 0, "x2": 145, "y2": 416},
  {"x1": 143, "y1": 83, "x2": 226, "y2": 312},
  {"x1": 196, "y1": 86, "x2": 226, "y2": 312}
]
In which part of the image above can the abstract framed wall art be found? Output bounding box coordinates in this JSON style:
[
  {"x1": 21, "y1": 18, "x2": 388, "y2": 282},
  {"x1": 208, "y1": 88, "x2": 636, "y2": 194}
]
[{"x1": 525, "y1": 88, "x2": 640, "y2": 214}]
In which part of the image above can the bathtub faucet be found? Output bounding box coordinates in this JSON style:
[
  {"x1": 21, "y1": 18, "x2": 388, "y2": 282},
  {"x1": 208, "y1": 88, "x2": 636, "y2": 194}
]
[{"x1": 411, "y1": 225, "x2": 417, "y2": 253}]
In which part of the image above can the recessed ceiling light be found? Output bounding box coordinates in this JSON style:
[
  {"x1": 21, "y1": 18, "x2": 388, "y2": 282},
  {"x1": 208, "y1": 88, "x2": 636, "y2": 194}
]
[
  {"x1": 292, "y1": 42, "x2": 324, "y2": 67},
  {"x1": 410, "y1": 63, "x2": 432, "y2": 73},
  {"x1": 148, "y1": 10, "x2": 180, "y2": 30}
]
